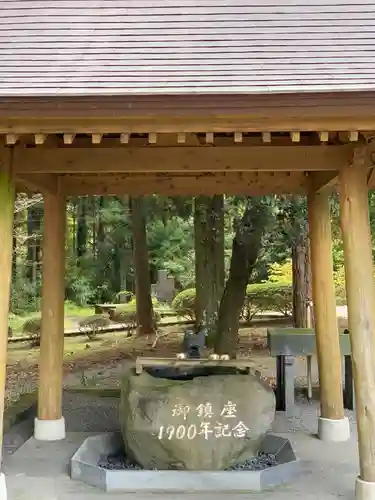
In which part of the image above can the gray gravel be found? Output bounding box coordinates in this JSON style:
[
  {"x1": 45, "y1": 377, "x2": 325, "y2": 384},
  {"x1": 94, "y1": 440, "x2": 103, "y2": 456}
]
[
  {"x1": 227, "y1": 453, "x2": 278, "y2": 471},
  {"x1": 98, "y1": 451, "x2": 143, "y2": 470},
  {"x1": 63, "y1": 391, "x2": 119, "y2": 432},
  {"x1": 97, "y1": 450, "x2": 278, "y2": 471}
]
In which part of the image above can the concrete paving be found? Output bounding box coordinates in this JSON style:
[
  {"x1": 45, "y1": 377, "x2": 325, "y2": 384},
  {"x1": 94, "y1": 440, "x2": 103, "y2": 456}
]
[{"x1": 2, "y1": 391, "x2": 360, "y2": 500}]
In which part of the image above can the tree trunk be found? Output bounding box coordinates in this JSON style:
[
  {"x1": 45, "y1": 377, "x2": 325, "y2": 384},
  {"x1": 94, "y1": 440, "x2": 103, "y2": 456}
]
[
  {"x1": 305, "y1": 240, "x2": 314, "y2": 326},
  {"x1": 76, "y1": 196, "x2": 88, "y2": 262},
  {"x1": 215, "y1": 199, "x2": 271, "y2": 357},
  {"x1": 292, "y1": 235, "x2": 308, "y2": 328},
  {"x1": 71, "y1": 198, "x2": 77, "y2": 258},
  {"x1": 292, "y1": 231, "x2": 313, "y2": 328},
  {"x1": 91, "y1": 197, "x2": 97, "y2": 256},
  {"x1": 130, "y1": 196, "x2": 154, "y2": 335},
  {"x1": 26, "y1": 201, "x2": 42, "y2": 287},
  {"x1": 12, "y1": 208, "x2": 20, "y2": 282},
  {"x1": 194, "y1": 195, "x2": 225, "y2": 344}
]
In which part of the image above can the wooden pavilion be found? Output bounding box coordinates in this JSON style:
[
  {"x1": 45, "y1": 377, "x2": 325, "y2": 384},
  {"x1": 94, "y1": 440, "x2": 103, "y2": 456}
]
[{"x1": 1, "y1": 1, "x2": 375, "y2": 499}]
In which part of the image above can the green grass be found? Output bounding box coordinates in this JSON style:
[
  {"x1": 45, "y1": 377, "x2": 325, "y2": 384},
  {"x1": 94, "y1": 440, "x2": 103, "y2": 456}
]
[
  {"x1": 64, "y1": 301, "x2": 95, "y2": 317},
  {"x1": 8, "y1": 302, "x2": 95, "y2": 334},
  {"x1": 8, "y1": 312, "x2": 39, "y2": 334}
]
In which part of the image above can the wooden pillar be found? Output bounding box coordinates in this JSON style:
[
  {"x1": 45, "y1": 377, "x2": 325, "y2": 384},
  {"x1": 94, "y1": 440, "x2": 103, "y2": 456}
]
[
  {"x1": 339, "y1": 157, "x2": 375, "y2": 492},
  {"x1": 35, "y1": 190, "x2": 66, "y2": 441},
  {"x1": 0, "y1": 152, "x2": 15, "y2": 499},
  {"x1": 308, "y1": 187, "x2": 349, "y2": 441}
]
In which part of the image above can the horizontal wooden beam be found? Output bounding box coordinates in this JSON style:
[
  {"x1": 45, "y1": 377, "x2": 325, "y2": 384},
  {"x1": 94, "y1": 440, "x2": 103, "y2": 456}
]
[
  {"x1": 15, "y1": 174, "x2": 59, "y2": 194},
  {"x1": 57, "y1": 172, "x2": 307, "y2": 196},
  {"x1": 12, "y1": 145, "x2": 354, "y2": 174},
  {"x1": 0, "y1": 111, "x2": 375, "y2": 135},
  {"x1": 308, "y1": 171, "x2": 339, "y2": 193}
]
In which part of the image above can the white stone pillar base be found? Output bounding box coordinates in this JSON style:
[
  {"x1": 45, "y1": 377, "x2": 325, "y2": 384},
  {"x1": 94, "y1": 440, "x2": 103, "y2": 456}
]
[
  {"x1": 0, "y1": 473, "x2": 7, "y2": 500},
  {"x1": 34, "y1": 416, "x2": 66, "y2": 441},
  {"x1": 356, "y1": 477, "x2": 375, "y2": 500},
  {"x1": 318, "y1": 416, "x2": 350, "y2": 442}
]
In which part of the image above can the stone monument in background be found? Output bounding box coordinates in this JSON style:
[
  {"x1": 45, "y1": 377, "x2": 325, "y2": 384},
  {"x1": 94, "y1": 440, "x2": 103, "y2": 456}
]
[{"x1": 151, "y1": 270, "x2": 175, "y2": 303}]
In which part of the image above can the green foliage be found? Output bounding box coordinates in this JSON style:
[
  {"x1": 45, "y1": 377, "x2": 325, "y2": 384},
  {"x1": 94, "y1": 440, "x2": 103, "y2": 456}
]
[
  {"x1": 128, "y1": 296, "x2": 159, "y2": 306},
  {"x1": 267, "y1": 259, "x2": 293, "y2": 284},
  {"x1": 64, "y1": 301, "x2": 94, "y2": 317},
  {"x1": 66, "y1": 273, "x2": 95, "y2": 306},
  {"x1": 109, "y1": 303, "x2": 137, "y2": 324},
  {"x1": 245, "y1": 282, "x2": 293, "y2": 320},
  {"x1": 333, "y1": 265, "x2": 346, "y2": 300},
  {"x1": 171, "y1": 288, "x2": 196, "y2": 320},
  {"x1": 10, "y1": 278, "x2": 41, "y2": 315},
  {"x1": 147, "y1": 217, "x2": 195, "y2": 288},
  {"x1": 110, "y1": 303, "x2": 160, "y2": 335}
]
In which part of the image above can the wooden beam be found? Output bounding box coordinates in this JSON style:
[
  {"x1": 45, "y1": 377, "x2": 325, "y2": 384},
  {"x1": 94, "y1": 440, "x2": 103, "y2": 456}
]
[
  {"x1": 262, "y1": 132, "x2": 271, "y2": 143},
  {"x1": 0, "y1": 150, "x2": 15, "y2": 459},
  {"x1": 12, "y1": 145, "x2": 355, "y2": 174},
  {"x1": 367, "y1": 167, "x2": 375, "y2": 187},
  {"x1": 177, "y1": 133, "x2": 186, "y2": 144},
  {"x1": 36, "y1": 191, "x2": 66, "y2": 437},
  {"x1": 148, "y1": 132, "x2": 157, "y2": 144},
  {"x1": 308, "y1": 188, "x2": 346, "y2": 428},
  {"x1": 319, "y1": 131, "x2": 329, "y2": 143},
  {"x1": 120, "y1": 133, "x2": 130, "y2": 144},
  {"x1": 339, "y1": 157, "x2": 375, "y2": 482},
  {"x1": 290, "y1": 131, "x2": 300, "y2": 143},
  {"x1": 91, "y1": 134, "x2": 102, "y2": 144},
  {"x1": 234, "y1": 132, "x2": 243, "y2": 144},
  {"x1": 1, "y1": 102, "x2": 375, "y2": 135},
  {"x1": 348, "y1": 131, "x2": 359, "y2": 142},
  {"x1": 63, "y1": 133, "x2": 75, "y2": 145},
  {"x1": 58, "y1": 172, "x2": 307, "y2": 196},
  {"x1": 205, "y1": 132, "x2": 214, "y2": 144},
  {"x1": 34, "y1": 134, "x2": 46, "y2": 145},
  {"x1": 308, "y1": 171, "x2": 339, "y2": 193},
  {"x1": 5, "y1": 134, "x2": 17, "y2": 146},
  {"x1": 15, "y1": 174, "x2": 58, "y2": 194}
]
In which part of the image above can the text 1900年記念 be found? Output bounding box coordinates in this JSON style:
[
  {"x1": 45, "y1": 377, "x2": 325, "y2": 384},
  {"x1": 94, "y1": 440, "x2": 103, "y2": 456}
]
[{"x1": 157, "y1": 401, "x2": 250, "y2": 440}]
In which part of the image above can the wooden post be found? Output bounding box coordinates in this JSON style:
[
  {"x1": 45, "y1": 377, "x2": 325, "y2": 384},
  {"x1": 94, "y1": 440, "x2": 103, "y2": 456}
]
[
  {"x1": 35, "y1": 190, "x2": 66, "y2": 441},
  {"x1": 0, "y1": 150, "x2": 15, "y2": 497},
  {"x1": 308, "y1": 187, "x2": 349, "y2": 441},
  {"x1": 339, "y1": 156, "x2": 375, "y2": 495}
]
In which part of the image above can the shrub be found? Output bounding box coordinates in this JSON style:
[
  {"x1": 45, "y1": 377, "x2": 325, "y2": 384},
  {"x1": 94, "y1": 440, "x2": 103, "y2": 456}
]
[
  {"x1": 171, "y1": 288, "x2": 196, "y2": 320},
  {"x1": 110, "y1": 303, "x2": 137, "y2": 325},
  {"x1": 116, "y1": 290, "x2": 135, "y2": 304},
  {"x1": 128, "y1": 296, "x2": 159, "y2": 306},
  {"x1": 267, "y1": 260, "x2": 292, "y2": 284},
  {"x1": 110, "y1": 303, "x2": 160, "y2": 335},
  {"x1": 334, "y1": 265, "x2": 346, "y2": 300},
  {"x1": 22, "y1": 316, "x2": 42, "y2": 347},
  {"x1": 244, "y1": 282, "x2": 293, "y2": 320},
  {"x1": 78, "y1": 314, "x2": 111, "y2": 340}
]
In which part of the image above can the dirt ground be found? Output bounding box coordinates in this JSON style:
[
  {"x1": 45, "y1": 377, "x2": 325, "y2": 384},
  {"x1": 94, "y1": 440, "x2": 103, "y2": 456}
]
[{"x1": 5, "y1": 316, "x2": 324, "y2": 410}]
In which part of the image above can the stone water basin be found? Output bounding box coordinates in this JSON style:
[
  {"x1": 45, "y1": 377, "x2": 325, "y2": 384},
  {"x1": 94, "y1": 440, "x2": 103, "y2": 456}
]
[{"x1": 71, "y1": 364, "x2": 300, "y2": 492}]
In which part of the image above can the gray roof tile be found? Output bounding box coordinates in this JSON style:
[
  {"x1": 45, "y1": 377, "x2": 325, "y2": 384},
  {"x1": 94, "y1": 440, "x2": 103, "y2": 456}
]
[{"x1": 0, "y1": 0, "x2": 375, "y2": 96}]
